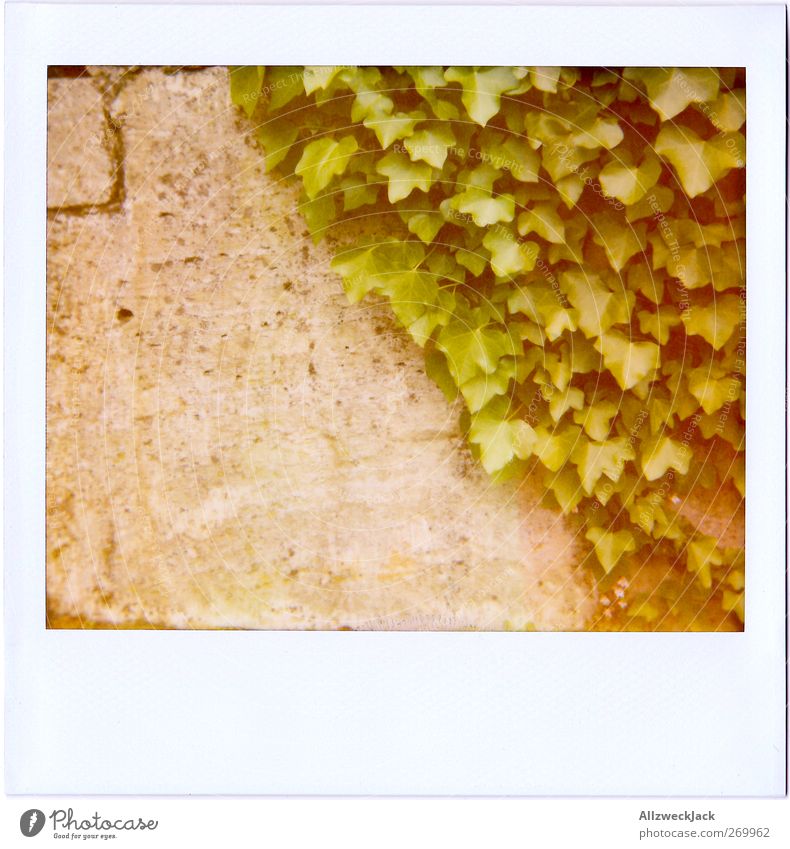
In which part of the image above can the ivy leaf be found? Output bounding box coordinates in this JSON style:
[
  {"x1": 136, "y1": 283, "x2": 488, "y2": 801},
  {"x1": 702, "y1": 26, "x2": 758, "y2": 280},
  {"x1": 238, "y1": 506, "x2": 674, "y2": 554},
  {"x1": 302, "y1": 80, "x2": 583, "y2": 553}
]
[
  {"x1": 544, "y1": 466, "x2": 584, "y2": 513},
  {"x1": 460, "y1": 357, "x2": 519, "y2": 413},
  {"x1": 560, "y1": 270, "x2": 627, "y2": 339},
  {"x1": 478, "y1": 129, "x2": 540, "y2": 183},
  {"x1": 444, "y1": 66, "x2": 519, "y2": 126},
  {"x1": 449, "y1": 191, "x2": 516, "y2": 227},
  {"x1": 598, "y1": 153, "x2": 662, "y2": 205},
  {"x1": 365, "y1": 111, "x2": 425, "y2": 149},
  {"x1": 655, "y1": 125, "x2": 745, "y2": 198},
  {"x1": 256, "y1": 116, "x2": 300, "y2": 172},
  {"x1": 425, "y1": 346, "x2": 458, "y2": 403},
  {"x1": 340, "y1": 176, "x2": 380, "y2": 212},
  {"x1": 549, "y1": 386, "x2": 585, "y2": 422},
  {"x1": 591, "y1": 214, "x2": 647, "y2": 272},
  {"x1": 483, "y1": 228, "x2": 538, "y2": 277},
  {"x1": 722, "y1": 589, "x2": 744, "y2": 622},
  {"x1": 406, "y1": 66, "x2": 461, "y2": 120},
  {"x1": 437, "y1": 313, "x2": 517, "y2": 385},
  {"x1": 303, "y1": 65, "x2": 344, "y2": 95},
  {"x1": 298, "y1": 193, "x2": 337, "y2": 241},
  {"x1": 508, "y1": 283, "x2": 578, "y2": 342},
  {"x1": 681, "y1": 294, "x2": 742, "y2": 350},
  {"x1": 709, "y1": 89, "x2": 746, "y2": 132},
  {"x1": 265, "y1": 66, "x2": 304, "y2": 111},
  {"x1": 351, "y1": 89, "x2": 394, "y2": 123},
  {"x1": 230, "y1": 65, "x2": 265, "y2": 117},
  {"x1": 532, "y1": 425, "x2": 582, "y2": 472},
  {"x1": 404, "y1": 124, "x2": 456, "y2": 168},
  {"x1": 295, "y1": 136, "x2": 359, "y2": 199},
  {"x1": 686, "y1": 535, "x2": 723, "y2": 589},
  {"x1": 586, "y1": 527, "x2": 637, "y2": 574},
  {"x1": 383, "y1": 271, "x2": 456, "y2": 347},
  {"x1": 376, "y1": 150, "x2": 435, "y2": 202},
  {"x1": 572, "y1": 437, "x2": 636, "y2": 495},
  {"x1": 469, "y1": 398, "x2": 537, "y2": 473},
  {"x1": 640, "y1": 436, "x2": 691, "y2": 481},
  {"x1": 687, "y1": 366, "x2": 738, "y2": 415},
  {"x1": 330, "y1": 240, "x2": 425, "y2": 303},
  {"x1": 637, "y1": 306, "x2": 682, "y2": 345},
  {"x1": 594, "y1": 330, "x2": 660, "y2": 390},
  {"x1": 574, "y1": 400, "x2": 618, "y2": 441},
  {"x1": 517, "y1": 203, "x2": 566, "y2": 244},
  {"x1": 623, "y1": 67, "x2": 720, "y2": 121}
]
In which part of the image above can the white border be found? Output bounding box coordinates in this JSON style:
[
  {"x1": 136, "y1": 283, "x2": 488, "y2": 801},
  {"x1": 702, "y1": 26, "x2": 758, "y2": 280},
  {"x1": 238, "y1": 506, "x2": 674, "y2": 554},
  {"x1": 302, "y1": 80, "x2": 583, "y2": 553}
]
[{"x1": 5, "y1": 3, "x2": 786, "y2": 795}]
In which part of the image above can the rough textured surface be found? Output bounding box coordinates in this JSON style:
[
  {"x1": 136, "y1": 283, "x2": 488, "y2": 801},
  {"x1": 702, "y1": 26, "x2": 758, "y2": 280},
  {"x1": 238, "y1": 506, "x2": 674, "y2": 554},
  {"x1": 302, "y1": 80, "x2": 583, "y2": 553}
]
[
  {"x1": 46, "y1": 67, "x2": 599, "y2": 630},
  {"x1": 47, "y1": 78, "x2": 117, "y2": 209}
]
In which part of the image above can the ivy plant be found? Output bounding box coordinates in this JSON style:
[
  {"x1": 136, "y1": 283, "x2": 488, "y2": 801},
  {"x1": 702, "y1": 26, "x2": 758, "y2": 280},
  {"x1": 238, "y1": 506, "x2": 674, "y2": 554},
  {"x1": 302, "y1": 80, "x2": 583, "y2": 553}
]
[{"x1": 230, "y1": 65, "x2": 746, "y2": 627}]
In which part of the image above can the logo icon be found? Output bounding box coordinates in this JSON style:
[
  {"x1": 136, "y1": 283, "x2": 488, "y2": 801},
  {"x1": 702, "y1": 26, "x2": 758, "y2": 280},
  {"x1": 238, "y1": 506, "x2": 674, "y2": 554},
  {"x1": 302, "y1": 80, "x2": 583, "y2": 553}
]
[{"x1": 20, "y1": 809, "x2": 46, "y2": 837}]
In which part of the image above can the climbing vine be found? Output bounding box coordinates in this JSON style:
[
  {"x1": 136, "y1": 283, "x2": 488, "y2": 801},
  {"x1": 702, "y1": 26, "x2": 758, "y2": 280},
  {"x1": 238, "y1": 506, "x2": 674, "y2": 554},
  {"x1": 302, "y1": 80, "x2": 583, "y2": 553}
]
[{"x1": 230, "y1": 65, "x2": 746, "y2": 627}]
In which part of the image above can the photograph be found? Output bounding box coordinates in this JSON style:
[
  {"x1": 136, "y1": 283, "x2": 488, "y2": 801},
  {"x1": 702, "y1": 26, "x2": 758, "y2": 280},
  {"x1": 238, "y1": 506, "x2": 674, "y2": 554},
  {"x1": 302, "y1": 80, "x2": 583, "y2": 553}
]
[
  {"x1": 46, "y1": 63, "x2": 746, "y2": 632},
  {"x1": 5, "y1": 0, "x2": 788, "y2": 827}
]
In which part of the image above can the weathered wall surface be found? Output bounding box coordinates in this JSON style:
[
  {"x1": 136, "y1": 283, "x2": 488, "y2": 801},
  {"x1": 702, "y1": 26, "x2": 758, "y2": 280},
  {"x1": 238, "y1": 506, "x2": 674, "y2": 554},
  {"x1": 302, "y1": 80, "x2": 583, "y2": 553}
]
[{"x1": 46, "y1": 66, "x2": 601, "y2": 630}]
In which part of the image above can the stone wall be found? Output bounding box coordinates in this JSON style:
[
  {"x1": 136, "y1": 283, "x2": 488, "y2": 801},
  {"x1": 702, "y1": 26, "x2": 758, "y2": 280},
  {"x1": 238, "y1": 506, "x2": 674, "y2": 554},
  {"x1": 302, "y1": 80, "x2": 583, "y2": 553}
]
[{"x1": 46, "y1": 67, "x2": 601, "y2": 630}]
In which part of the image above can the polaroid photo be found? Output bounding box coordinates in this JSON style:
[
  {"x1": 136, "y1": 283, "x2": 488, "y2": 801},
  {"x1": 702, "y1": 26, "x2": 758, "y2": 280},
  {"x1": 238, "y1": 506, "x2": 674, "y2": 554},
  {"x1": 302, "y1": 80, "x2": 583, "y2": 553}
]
[{"x1": 4, "y1": 2, "x2": 786, "y2": 797}]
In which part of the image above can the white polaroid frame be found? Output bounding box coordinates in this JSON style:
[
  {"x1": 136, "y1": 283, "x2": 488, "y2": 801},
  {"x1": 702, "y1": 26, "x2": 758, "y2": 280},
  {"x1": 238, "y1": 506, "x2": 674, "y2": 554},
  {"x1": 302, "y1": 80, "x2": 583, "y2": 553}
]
[{"x1": 5, "y1": 3, "x2": 786, "y2": 795}]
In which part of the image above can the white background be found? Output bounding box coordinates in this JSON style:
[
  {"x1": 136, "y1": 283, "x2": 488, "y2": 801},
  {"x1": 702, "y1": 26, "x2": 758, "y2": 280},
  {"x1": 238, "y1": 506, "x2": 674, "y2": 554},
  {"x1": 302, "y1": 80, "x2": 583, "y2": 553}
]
[{"x1": 2, "y1": 0, "x2": 788, "y2": 842}]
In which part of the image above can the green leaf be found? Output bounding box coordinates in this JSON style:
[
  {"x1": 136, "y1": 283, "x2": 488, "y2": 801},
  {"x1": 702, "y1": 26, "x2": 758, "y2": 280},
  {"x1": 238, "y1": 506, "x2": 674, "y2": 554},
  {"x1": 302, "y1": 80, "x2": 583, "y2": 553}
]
[
  {"x1": 687, "y1": 366, "x2": 738, "y2": 415},
  {"x1": 572, "y1": 437, "x2": 636, "y2": 495},
  {"x1": 448, "y1": 190, "x2": 515, "y2": 228},
  {"x1": 365, "y1": 111, "x2": 425, "y2": 149},
  {"x1": 468, "y1": 398, "x2": 537, "y2": 474},
  {"x1": 681, "y1": 294, "x2": 742, "y2": 350},
  {"x1": 591, "y1": 214, "x2": 647, "y2": 272},
  {"x1": 383, "y1": 270, "x2": 456, "y2": 347},
  {"x1": 404, "y1": 124, "x2": 456, "y2": 168},
  {"x1": 586, "y1": 527, "x2": 637, "y2": 574},
  {"x1": 425, "y1": 347, "x2": 458, "y2": 403},
  {"x1": 303, "y1": 65, "x2": 344, "y2": 95},
  {"x1": 460, "y1": 357, "x2": 519, "y2": 413},
  {"x1": 483, "y1": 227, "x2": 538, "y2": 277},
  {"x1": 640, "y1": 436, "x2": 691, "y2": 481},
  {"x1": 637, "y1": 306, "x2": 682, "y2": 345},
  {"x1": 655, "y1": 125, "x2": 745, "y2": 198},
  {"x1": 230, "y1": 66, "x2": 265, "y2": 118},
  {"x1": 444, "y1": 66, "x2": 519, "y2": 126},
  {"x1": 376, "y1": 150, "x2": 435, "y2": 202},
  {"x1": 598, "y1": 153, "x2": 661, "y2": 205},
  {"x1": 256, "y1": 117, "x2": 300, "y2": 172},
  {"x1": 594, "y1": 330, "x2": 660, "y2": 390},
  {"x1": 560, "y1": 270, "x2": 630, "y2": 339},
  {"x1": 532, "y1": 425, "x2": 582, "y2": 472},
  {"x1": 295, "y1": 136, "x2": 359, "y2": 199},
  {"x1": 574, "y1": 400, "x2": 618, "y2": 441},
  {"x1": 517, "y1": 203, "x2": 566, "y2": 244},
  {"x1": 623, "y1": 67, "x2": 720, "y2": 121},
  {"x1": 544, "y1": 466, "x2": 584, "y2": 513},
  {"x1": 330, "y1": 240, "x2": 425, "y2": 303},
  {"x1": 508, "y1": 283, "x2": 578, "y2": 342},
  {"x1": 437, "y1": 313, "x2": 517, "y2": 385},
  {"x1": 549, "y1": 386, "x2": 585, "y2": 422},
  {"x1": 686, "y1": 535, "x2": 723, "y2": 589},
  {"x1": 265, "y1": 66, "x2": 304, "y2": 111}
]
